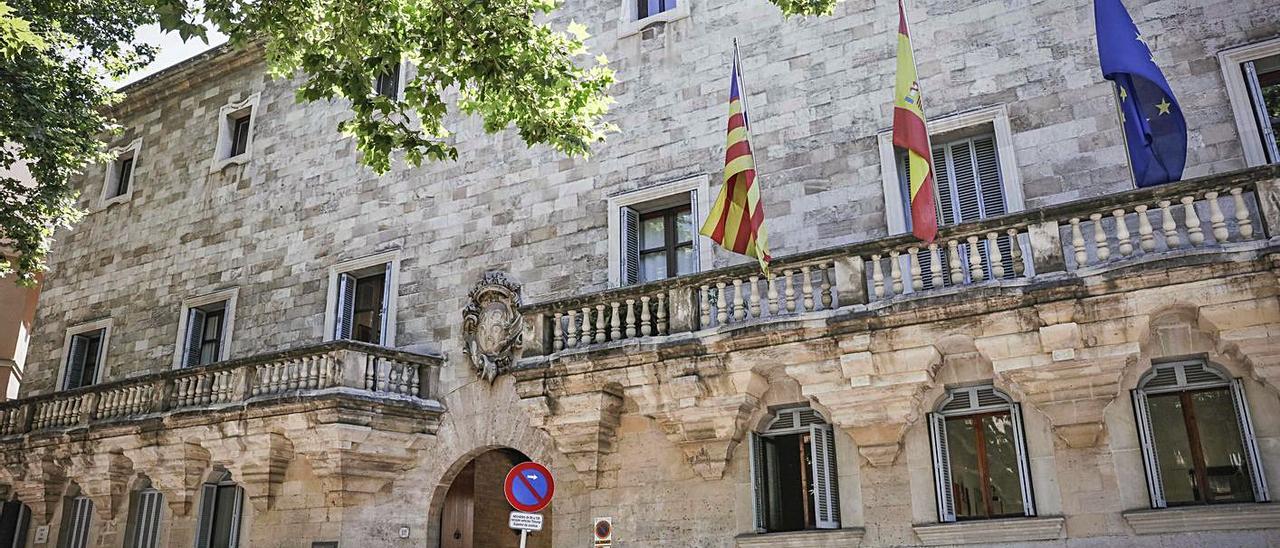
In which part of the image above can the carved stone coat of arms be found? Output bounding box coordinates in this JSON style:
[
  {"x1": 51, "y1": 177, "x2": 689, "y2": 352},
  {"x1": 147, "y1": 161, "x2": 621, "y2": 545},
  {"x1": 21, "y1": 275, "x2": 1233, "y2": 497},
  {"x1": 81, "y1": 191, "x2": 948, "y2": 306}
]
[{"x1": 461, "y1": 271, "x2": 524, "y2": 383}]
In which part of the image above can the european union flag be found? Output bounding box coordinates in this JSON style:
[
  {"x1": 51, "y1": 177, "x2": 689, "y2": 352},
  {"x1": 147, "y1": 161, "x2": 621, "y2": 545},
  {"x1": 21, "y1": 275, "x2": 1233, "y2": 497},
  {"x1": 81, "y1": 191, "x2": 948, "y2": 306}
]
[{"x1": 1095, "y1": 0, "x2": 1187, "y2": 187}]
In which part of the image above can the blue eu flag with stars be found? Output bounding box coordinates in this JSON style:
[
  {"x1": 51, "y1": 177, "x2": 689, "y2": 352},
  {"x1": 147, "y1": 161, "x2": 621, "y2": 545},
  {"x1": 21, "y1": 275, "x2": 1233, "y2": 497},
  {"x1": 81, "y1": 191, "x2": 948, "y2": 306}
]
[{"x1": 1095, "y1": 0, "x2": 1187, "y2": 187}]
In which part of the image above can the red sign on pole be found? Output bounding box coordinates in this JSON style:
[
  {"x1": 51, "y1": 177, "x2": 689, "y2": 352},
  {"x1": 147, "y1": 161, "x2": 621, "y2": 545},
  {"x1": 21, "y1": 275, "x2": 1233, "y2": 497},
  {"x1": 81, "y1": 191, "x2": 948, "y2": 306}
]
[{"x1": 504, "y1": 462, "x2": 555, "y2": 513}]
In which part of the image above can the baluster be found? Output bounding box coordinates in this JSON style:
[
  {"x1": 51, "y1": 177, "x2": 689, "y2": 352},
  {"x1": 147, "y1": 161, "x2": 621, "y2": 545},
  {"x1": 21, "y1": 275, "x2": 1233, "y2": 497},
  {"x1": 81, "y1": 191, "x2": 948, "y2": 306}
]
[
  {"x1": 987, "y1": 232, "x2": 1005, "y2": 279},
  {"x1": 1008, "y1": 229, "x2": 1025, "y2": 276},
  {"x1": 1136, "y1": 205, "x2": 1156, "y2": 252},
  {"x1": 967, "y1": 236, "x2": 985, "y2": 281},
  {"x1": 820, "y1": 264, "x2": 834, "y2": 309},
  {"x1": 625, "y1": 299, "x2": 638, "y2": 338},
  {"x1": 886, "y1": 255, "x2": 901, "y2": 297},
  {"x1": 1205, "y1": 192, "x2": 1228, "y2": 243},
  {"x1": 552, "y1": 312, "x2": 564, "y2": 352},
  {"x1": 748, "y1": 276, "x2": 761, "y2": 318},
  {"x1": 595, "y1": 304, "x2": 607, "y2": 344},
  {"x1": 698, "y1": 288, "x2": 710, "y2": 329},
  {"x1": 1069, "y1": 217, "x2": 1088, "y2": 266},
  {"x1": 566, "y1": 309, "x2": 579, "y2": 348},
  {"x1": 1113, "y1": 209, "x2": 1133, "y2": 256},
  {"x1": 908, "y1": 247, "x2": 923, "y2": 291},
  {"x1": 290, "y1": 360, "x2": 302, "y2": 391},
  {"x1": 871, "y1": 255, "x2": 885, "y2": 299},
  {"x1": 928, "y1": 243, "x2": 942, "y2": 288},
  {"x1": 783, "y1": 270, "x2": 796, "y2": 312},
  {"x1": 640, "y1": 296, "x2": 653, "y2": 336},
  {"x1": 716, "y1": 283, "x2": 729, "y2": 325},
  {"x1": 608, "y1": 302, "x2": 621, "y2": 341},
  {"x1": 409, "y1": 364, "x2": 421, "y2": 395},
  {"x1": 1232, "y1": 188, "x2": 1254, "y2": 239},
  {"x1": 732, "y1": 279, "x2": 746, "y2": 322},
  {"x1": 1089, "y1": 214, "x2": 1109, "y2": 261},
  {"x1": 799, "y1": 266, "x2": 814, "y2": 311},
  {"x1": 364, "y1": 358, "x2": 377, "y2": 391},
  {"x1": 767, "y1": 276, "x2": 780, "y2": 316},
  {"x1": 1159, "y1": 200, "x2": 1181, "y2": 248},
  {"x1": 580, "y1": 307, "x2": 593, "y2": 347},
  {"x1": 657, "y1": 293, "x2": 668, "y2": 334},
  {"x1": 1182, "y1": 196, "x2": 1203, "y2": 245},
  {"x1": 948, "y1": 240, "x2": 963, "y2": 283}
]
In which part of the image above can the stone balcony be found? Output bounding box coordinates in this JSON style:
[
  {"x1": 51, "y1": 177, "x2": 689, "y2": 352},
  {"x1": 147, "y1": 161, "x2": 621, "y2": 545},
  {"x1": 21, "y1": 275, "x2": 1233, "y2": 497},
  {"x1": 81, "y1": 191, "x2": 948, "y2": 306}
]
[{"x1": 511, "y1": 164, "x2": 1280, "y2": 487}]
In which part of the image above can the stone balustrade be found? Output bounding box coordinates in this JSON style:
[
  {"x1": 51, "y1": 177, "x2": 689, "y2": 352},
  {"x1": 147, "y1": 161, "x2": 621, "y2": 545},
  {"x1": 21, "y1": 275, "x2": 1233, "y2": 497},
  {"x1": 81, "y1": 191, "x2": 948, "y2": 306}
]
[
  {"x1": 520, "y1": 166, "x2": 1279, "y2": 357},
  {"x1": 0, "y1": 340, "x2": 443, "y2": 437}
]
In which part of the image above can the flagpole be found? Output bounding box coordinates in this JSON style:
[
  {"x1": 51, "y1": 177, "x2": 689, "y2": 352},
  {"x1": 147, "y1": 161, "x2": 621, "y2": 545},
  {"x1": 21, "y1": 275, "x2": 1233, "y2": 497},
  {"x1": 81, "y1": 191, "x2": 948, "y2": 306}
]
[{"x1": 1110, "y1": 82, "x2": 1138, "y2": 188}]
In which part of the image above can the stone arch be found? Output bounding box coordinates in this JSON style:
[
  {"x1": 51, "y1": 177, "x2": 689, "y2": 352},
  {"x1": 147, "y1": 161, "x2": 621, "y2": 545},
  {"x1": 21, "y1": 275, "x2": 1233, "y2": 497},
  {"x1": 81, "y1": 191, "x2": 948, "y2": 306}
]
[{"x1": 426, "y1": 446, "x2": 553, "y2": 548}]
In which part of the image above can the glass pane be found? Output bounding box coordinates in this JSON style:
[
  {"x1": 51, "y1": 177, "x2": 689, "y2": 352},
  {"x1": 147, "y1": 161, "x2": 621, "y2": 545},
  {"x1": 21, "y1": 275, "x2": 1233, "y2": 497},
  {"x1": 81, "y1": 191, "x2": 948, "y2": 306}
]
[
  {"x1": 202, "y1": 312, "x2": 222, "y2": 340},
  {"x1": 81, "y1": 334, "x2": 102, "y2": 388},
  {"x1": 639, "y1": 216, "x2": 665, "y2": 251},
  {"x1": 1190, "y1": 389, "x2": 1253, "y2": 502},
  {"x1": 201, "y1": 342, "x2": 219, "y2": 366},
  {"x1": 1256, "y1": 55, "x2": 1280, "y2": 156},
  {"x1": 675, "y1": 245, "x2": 695, "y2": 276},
  {"x1": 944, "y1": 416, "x2": 984, "y2": 519},
  {"x1": 352, "y1": 273, "x2": 386, "y2": 344},
  {"x1": 1147, "y1": 393, "x2": 1200, "y2": 504},
  {"x1": 210, "y1": 486, "x2": 236, "y2": 548},
  {"x1": 980, "y1": 413, "x2": 1025, "y2": 517},
  {"x1": 640, "y1": 252, "x2": 666, "y2": 282},
  {"x1": 675, "y1": 208, "x2": 694, "y2": 243}
]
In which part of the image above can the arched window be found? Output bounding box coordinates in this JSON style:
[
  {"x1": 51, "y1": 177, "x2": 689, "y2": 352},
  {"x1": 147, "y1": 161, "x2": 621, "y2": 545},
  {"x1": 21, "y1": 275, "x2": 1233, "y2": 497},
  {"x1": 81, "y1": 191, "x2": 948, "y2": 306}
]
[
  {"x1": 194, "y1": 471, "x2": 244, "y2": 548},
  {"x1": 56, "y1": 492, "x2": 93, "y2": 548},
  {"x1": 928, "y1": 385, "x2": 1035, "y2": 522},
  {"x1": 748, "y1": 407, "x2": 840, "y2": 533},
  {"x1": 1132, "y1": 360, "x2": 1269, "y2": 507},
  {"x1": 0, "y1": 499, "x2": 30, "y2": 548},
  {"x1": 123, "y1": 480, "x2": 164, "y2": 548}
]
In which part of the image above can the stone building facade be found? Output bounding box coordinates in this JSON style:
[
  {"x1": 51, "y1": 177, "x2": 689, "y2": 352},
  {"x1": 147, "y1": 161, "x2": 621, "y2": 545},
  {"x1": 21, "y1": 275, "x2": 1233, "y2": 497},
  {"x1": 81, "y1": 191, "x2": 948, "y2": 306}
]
[{"x1": 2, "y1": 0, "x2": 1280, "y2": 546}]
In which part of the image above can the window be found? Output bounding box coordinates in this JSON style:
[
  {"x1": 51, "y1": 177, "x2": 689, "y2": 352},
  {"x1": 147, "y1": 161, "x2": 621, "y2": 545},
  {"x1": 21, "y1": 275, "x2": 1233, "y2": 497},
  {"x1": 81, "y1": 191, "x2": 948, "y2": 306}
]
[
  {"x1": 61, "y1": 320, "x2": 111, "y2": 391},
  {"x1": 0, "y1": 500, "x2": 30, "y2": 548},
  {"x1": 101, "y1": 137, "x2": 141, "y2": 207},
  {"x1": 375, "y1": 62, "x2": 402, "y2": 100},
  {"x1": 1132, "y1": 361, "x2": 1269, "y2": 508},
  {"x1": 618, "y1": 0, "x2": 690, "y2": 38},
  {"x1": 748, "y1": 407, "x2": 840, "y2": 533},
  {"x1": 194, "y1": 472, "x2": 244, "y2": 548},
  {"x1": 326, "y1": 252, "x2": 399, "y2": 346},
  {"x1": 210, "y1": 94, "x2": 259, "y2": 172},
  {"x1": 608, "y1": 176, "x2": 708, "y2": 287},
  {"x1": 57, "y1": 495, "x2": 92, "y2": 548},
  {"x1": 183, "y1": 302, "x2": 227, "y2": 368},
  {"x1": 928, "y1": 386, "x2": 1035, "y2": 522},
  {"x1": 1219, "y1": 39, "x2": 1280, "y2": 167},
  {"x1": 637, "y1": 0, "x2": 676, "y2": 19},
  {"x1": 123, "y1": 486, "x2": 163, "y2": 548}
]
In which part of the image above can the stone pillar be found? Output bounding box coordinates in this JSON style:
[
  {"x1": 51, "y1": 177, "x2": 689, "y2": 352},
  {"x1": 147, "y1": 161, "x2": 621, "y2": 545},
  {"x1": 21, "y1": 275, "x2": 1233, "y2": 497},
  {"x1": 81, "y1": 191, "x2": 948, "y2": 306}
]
[
  {"x1": 832, "y1": 256, "x2": 868, "y2": 307},
  {"x1": 1026, "y1": 220, "x2": 1066, "y2": 274}
]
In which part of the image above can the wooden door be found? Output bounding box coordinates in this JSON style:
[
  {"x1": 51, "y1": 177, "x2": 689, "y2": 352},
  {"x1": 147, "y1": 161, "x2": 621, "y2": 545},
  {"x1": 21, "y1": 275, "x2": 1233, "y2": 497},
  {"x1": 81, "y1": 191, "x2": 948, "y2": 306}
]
[{"x1": 440, "y1": 463, "x2": 475, "y2": 548}]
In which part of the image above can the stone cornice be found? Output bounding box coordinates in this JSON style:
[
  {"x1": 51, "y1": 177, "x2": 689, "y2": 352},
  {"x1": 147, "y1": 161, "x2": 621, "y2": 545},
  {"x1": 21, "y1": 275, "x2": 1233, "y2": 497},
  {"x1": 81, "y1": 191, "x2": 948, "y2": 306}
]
[
  {"x1": 1123, "y1": 503, "x2": 1280, "y2": 534},
  {"x1": 912, "y1": 516, "x2": 1065, "y2": 545}
]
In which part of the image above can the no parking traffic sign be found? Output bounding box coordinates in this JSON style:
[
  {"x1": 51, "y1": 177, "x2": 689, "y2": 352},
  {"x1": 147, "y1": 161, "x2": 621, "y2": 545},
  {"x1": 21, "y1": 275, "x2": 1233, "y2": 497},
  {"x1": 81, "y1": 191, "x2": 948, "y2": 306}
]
[{"x1": 504, "y1": 461, "x2": 555, "y2": 513}]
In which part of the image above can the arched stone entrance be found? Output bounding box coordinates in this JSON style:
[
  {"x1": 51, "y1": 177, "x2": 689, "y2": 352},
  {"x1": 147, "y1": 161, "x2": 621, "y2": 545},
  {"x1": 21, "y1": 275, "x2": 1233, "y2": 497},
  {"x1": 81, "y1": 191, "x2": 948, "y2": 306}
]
[{"x1": 436, "y1": 448, "x2": 552, "y2": 548}]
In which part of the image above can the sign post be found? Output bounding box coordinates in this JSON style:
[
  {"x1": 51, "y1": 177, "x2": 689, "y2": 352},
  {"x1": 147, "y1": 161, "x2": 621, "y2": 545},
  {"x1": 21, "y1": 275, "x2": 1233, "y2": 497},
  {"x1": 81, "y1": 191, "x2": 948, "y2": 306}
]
[{"x1": 504, "y1": 462, "x2": 555, "y2": 548}]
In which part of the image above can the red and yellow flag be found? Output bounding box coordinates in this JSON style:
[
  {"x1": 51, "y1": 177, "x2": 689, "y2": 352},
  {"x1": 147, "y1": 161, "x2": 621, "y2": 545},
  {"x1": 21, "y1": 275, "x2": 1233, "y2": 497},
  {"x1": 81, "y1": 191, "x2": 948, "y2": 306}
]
[
  {"x1": 701, "y1": 46, "x2": 772, "y2": 275},
  {"x1": 893, "y1": 0, "x2": 938, "y2": 243}
]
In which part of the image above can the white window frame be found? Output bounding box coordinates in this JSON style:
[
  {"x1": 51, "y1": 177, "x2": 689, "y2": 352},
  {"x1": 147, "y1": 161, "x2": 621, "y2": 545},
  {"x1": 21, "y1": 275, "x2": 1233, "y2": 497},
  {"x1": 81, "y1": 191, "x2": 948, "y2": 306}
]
[
  {"x1": 100, "y1": 137, "x2": 142, "y2": 209},
  {"x1": 209, "y1": 93, "x2": 260, "y2": 173},
  {"x1": 617, "y1": 0, "x2": 691, "y2": 39},
  {"x1": 748, "y1": 406, "x2": 841, "y2": 533},
  {"x1": 1131, "y1": 359, "x2": 1270, "y2": 509},
  {"x1": 57, "y1": 318, "x2": 113, "y2": 392},
  {"x1": 172, "y1": 288, "x2": 239, "y2": 370},
  {"x1": 927, "y1": 384, "x2": 1036, "y2": 523},
  {"x1": 323, "y1": 250, "x2": 400, "y2": 346},
  {"x1": 606, "y1": 174, "x2": 710, "y2": 287},
  {"x1": 877, "y1": 104, "x2": 1024, "y2": 235},
  {"x1": 1218, "y1": 37, "x2": 1280, "y2": 167}
]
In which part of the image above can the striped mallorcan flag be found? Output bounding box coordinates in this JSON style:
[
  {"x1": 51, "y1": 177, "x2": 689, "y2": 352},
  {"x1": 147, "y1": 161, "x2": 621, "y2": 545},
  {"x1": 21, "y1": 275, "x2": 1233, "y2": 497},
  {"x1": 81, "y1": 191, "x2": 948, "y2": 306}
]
[
  {"x1": 701, "y1": 46, "x2": 772, "y2": 275},
  {"x1": 893, "y1": 0, "x2": 938, "y2": 243}
]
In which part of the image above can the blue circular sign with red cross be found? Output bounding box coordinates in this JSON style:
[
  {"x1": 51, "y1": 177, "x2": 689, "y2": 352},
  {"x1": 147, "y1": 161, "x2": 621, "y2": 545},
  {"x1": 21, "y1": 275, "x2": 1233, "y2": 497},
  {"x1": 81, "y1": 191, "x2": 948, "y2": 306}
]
[{"x1": 504, "y1": 462, "x2": 555, "y2": 513}]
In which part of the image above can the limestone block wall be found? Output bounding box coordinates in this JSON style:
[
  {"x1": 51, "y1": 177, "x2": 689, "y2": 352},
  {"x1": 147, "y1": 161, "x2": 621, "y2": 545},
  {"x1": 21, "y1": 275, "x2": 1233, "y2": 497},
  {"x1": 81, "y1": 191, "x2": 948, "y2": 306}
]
[{"x1": 23, "y1": 0, "x2": 1280, "y2": 400}]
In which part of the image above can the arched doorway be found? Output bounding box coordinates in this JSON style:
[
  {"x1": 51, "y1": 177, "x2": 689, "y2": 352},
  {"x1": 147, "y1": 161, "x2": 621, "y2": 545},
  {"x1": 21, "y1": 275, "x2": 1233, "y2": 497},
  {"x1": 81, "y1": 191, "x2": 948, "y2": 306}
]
[{"x1": 438, "y1": 448, "x2": 553, "y2": 548}]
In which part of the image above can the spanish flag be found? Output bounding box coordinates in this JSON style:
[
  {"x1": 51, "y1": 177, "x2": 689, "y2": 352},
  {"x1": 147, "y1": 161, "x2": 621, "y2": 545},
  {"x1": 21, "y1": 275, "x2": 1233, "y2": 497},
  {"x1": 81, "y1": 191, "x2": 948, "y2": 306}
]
[
  {"x1": 701, "y1": 43, "x2": 772, "y2": 275},
  {"x1": 893, "y1": 0, "x2": 938, "y2": 242}
]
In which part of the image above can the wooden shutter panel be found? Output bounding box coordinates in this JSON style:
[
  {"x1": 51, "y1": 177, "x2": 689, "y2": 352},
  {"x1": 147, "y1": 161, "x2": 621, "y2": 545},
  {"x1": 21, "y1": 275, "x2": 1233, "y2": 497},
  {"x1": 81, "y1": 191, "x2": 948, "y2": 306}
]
[
  {"x1": 139, "y1": 490, "x2": 162, "y2": 548},
  {"x1": 336, "y1": 273, "x2": 356, "y2": 340},
  {"x1": 123, "y1": 490, "x2": 142, "y2": 548},
  {"x1": 1131, "y1": 390, "x2": 1166, "y2": 508},
  {"x1": 1229, "y1": 379, "x2": 1270, "y2": 502},
  {"x1": 928, "y1": 413, "x2": 957, "y2": 522},
  {"x1": 1009, "y1": 403, "x2": 1037, "y2": 517},
  {"x1": 379, "y1": 262, "x2": 393, "y2": 346},
  {"x1": 748, "y1": 432, "x2": 766, "y2": 533},
  {"x1": 64, "y1": 335, "x2": 89, "y2": 390},
  {"x1": 227, "y1": 485, "x2": 244, "y2": 548},
  {"x1": 185, "y1": 308, "x2": 207, "y2": 368},
  {"x1": 809, "y1": 424, "x2": 840, "y2": 529},
  {"x1": 63, "y1": 497, "x2": 91, "y2": 548},
  {"x1": 621, "y1": 207, "x2": 641, "y2": 286},
  {"x1": 931, "y1": 146, "x2": 955, "y2": 225},
  {"x1": 194, "y1": 484, "x2": 217, "y2": 548}
]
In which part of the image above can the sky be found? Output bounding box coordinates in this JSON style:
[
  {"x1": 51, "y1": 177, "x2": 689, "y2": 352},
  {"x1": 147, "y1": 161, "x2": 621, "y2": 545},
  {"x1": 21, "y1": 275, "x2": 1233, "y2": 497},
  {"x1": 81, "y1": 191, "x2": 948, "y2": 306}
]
[{"x1": 115, "y1": 24, "x2": 229, "y2": 88}]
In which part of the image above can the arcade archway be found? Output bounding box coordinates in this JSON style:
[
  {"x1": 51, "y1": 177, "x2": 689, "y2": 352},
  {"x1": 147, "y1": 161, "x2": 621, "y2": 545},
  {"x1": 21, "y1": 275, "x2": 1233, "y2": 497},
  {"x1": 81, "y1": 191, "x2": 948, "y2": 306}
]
[{"x1": 436, "y1": 448, "x2": 553, "y2": 548}]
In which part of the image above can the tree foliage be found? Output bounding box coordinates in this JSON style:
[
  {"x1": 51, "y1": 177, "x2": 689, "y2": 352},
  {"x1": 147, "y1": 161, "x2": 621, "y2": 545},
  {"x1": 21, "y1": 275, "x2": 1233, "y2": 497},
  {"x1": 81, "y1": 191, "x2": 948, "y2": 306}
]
[{"x1": 0, "y1": 0, "x2": 837, "y2": 283}]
